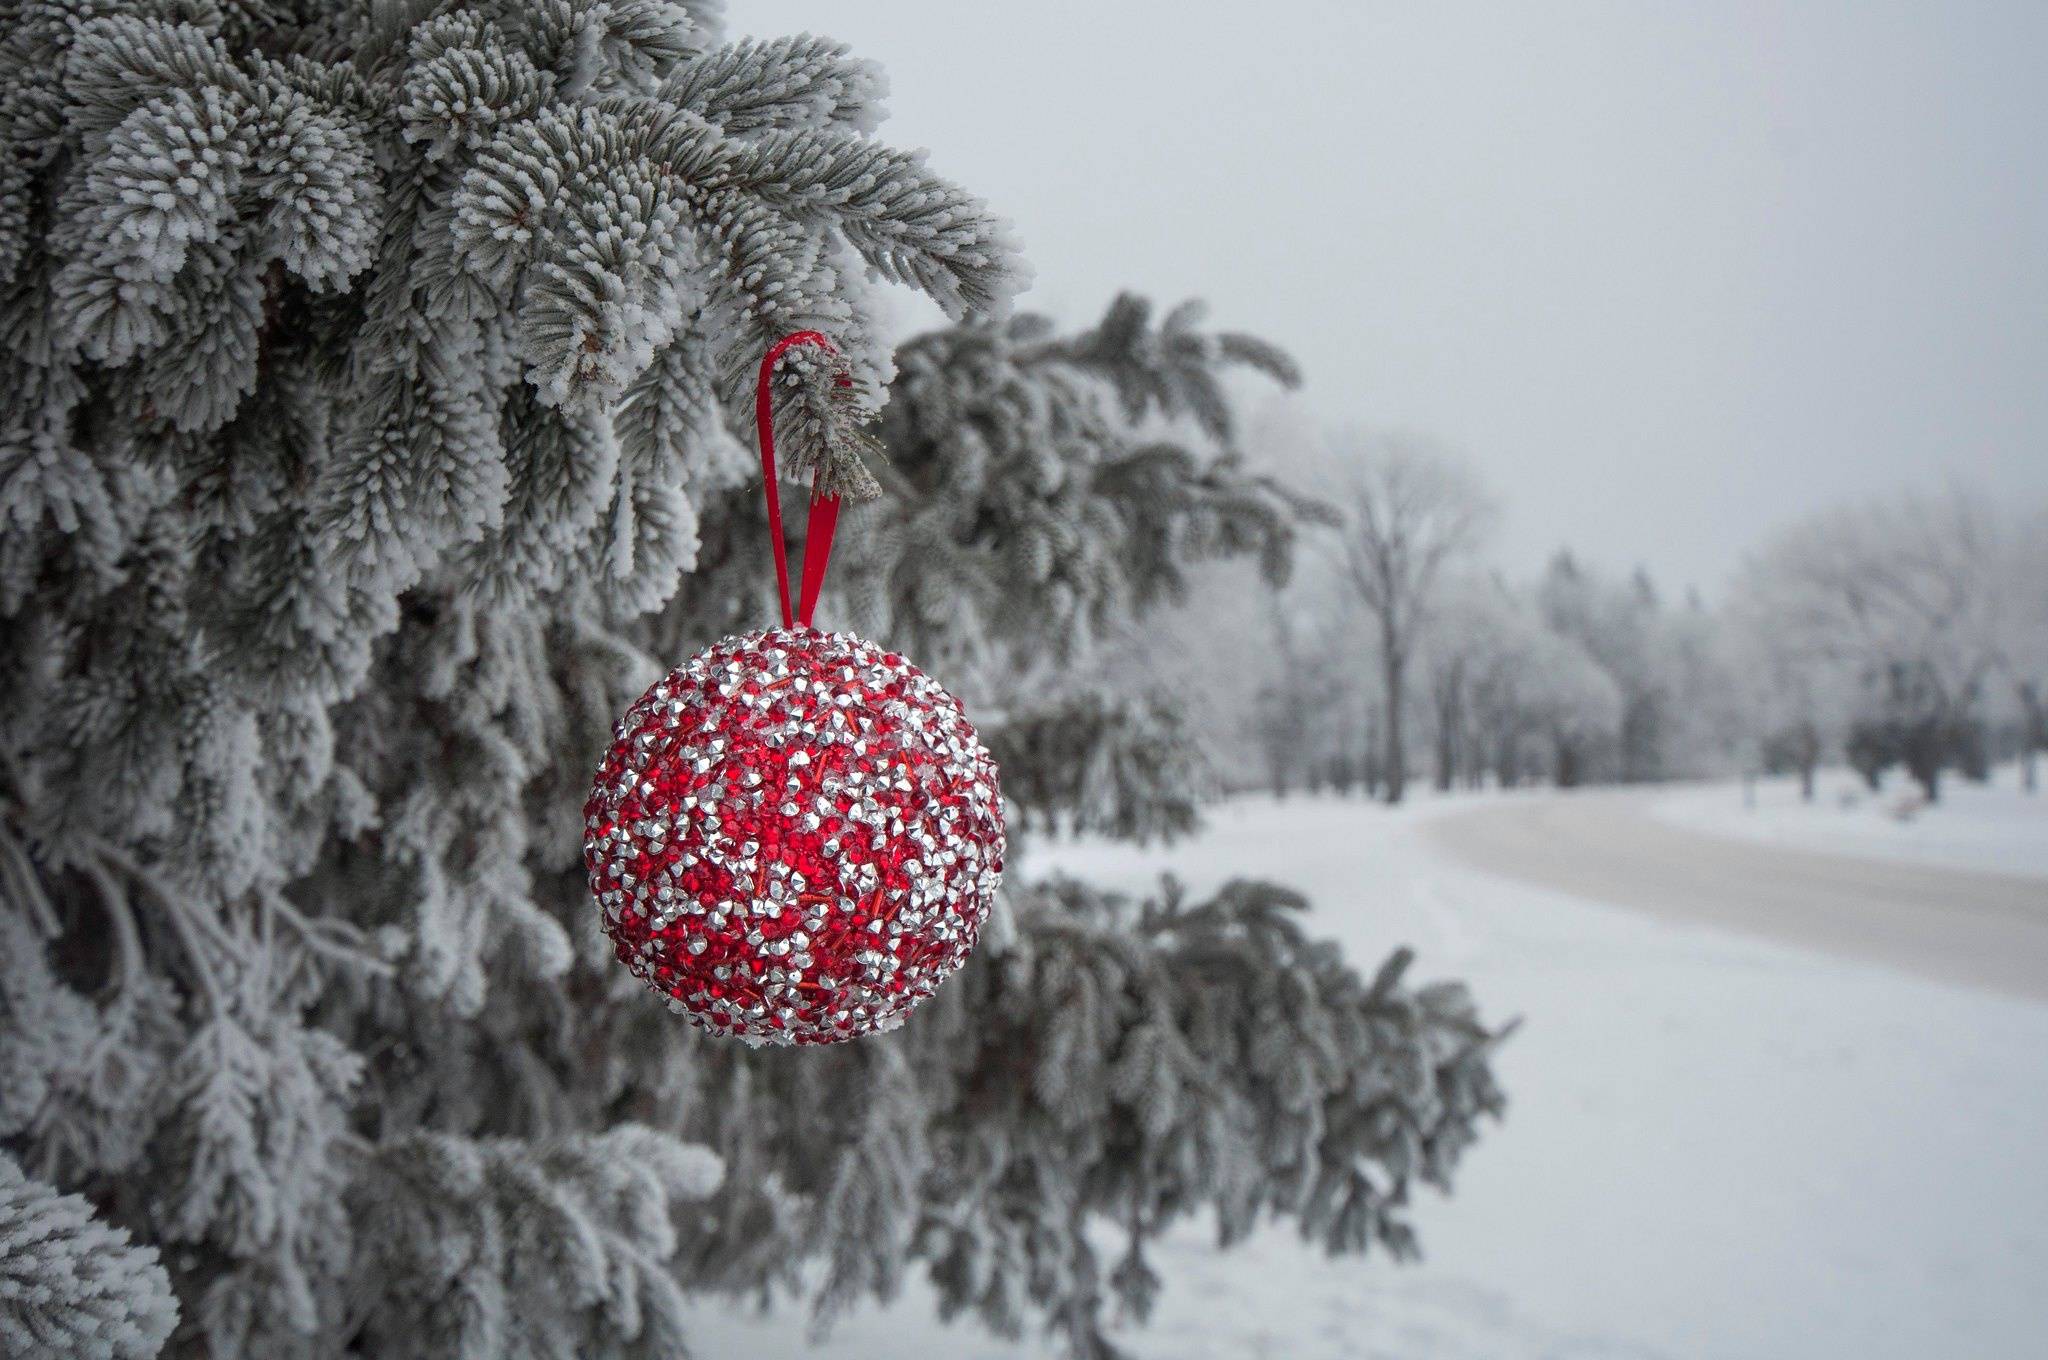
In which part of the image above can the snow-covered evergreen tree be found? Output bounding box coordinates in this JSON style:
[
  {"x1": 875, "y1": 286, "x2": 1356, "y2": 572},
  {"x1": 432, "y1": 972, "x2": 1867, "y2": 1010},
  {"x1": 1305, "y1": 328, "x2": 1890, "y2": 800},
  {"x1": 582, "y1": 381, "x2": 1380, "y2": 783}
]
[
  {"x1": 0, "y1": 4, "x2": 1505, "y2": 1356},
  {"x1": 846, "y1": 298, "x2": 1320, "y2": 843}
]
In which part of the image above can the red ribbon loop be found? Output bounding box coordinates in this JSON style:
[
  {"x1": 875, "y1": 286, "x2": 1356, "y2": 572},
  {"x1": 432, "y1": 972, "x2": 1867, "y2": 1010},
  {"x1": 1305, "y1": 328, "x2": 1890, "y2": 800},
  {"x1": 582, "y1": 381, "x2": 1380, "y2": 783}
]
[{"x1": 756, "y1": 332, "x2": 844, "y2": 630}]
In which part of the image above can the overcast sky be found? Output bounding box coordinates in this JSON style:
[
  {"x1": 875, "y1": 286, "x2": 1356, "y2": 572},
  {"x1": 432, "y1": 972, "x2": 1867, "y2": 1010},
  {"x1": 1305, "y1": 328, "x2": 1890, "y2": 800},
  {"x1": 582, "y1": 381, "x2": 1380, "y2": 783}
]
[{"x1": 760, "y1": 1, "x2": 2048, "y2": 595}]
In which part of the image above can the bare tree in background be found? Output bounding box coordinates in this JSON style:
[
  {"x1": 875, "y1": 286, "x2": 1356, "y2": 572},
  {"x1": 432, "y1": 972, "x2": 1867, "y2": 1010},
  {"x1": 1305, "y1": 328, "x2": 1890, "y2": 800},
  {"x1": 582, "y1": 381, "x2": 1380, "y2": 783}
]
[
  {"x1": 1331, "y1": 434, "x2": 1494, "y2": 804},
  {"x1": 1520, "y1": 628, "x2": 1628, "y2": 788},
  {"x1": 1998, "y1": 508, "x2": 2048, "y2": 793},
  {"x1": 1422, "y1": 574, "x2": 1521, "y2": 792},
  {"x1": 1742, "y1": 490, "x2": 2002, "y2": 802},
  {"x1": 1725, "y1": 557, "x2": 1858, "y2": 802}
]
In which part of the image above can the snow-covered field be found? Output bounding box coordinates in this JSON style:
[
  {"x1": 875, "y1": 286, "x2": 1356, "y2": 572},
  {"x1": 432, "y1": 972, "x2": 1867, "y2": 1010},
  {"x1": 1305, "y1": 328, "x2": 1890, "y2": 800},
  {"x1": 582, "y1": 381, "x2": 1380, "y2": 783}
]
[
  {"x1": 685, "y1": 788, "x2": 2048, "y2": 1359},
  {"x1": 1653, "y1": 766, "x2": 2048, "y2": 880}
]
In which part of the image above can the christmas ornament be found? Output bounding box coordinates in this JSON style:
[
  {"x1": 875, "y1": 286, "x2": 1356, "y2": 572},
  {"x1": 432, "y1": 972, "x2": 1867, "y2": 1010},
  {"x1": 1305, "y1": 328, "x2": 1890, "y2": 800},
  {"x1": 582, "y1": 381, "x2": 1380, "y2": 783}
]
[{"x1": 584, "y1": 333, "x2": 1005, "y2": 1043}]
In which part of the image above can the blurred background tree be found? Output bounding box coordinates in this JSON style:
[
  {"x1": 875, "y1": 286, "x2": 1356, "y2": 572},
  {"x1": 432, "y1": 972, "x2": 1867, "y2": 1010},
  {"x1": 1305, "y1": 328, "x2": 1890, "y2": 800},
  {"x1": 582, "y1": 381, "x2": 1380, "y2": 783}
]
[
  {"x1": 1327, "y1": 433, "x2": 1495, "y2": 806},
  {"x1": 1730, "y1": 491, "x2": 2004, "y2": 803}
]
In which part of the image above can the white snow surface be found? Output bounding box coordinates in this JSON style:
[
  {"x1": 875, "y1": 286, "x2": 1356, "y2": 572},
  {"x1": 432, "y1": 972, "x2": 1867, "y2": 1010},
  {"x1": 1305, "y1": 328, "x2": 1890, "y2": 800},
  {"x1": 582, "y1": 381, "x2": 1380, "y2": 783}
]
[
  {"x1": 683, "y1": 789, "x2": 2048, "y2": 1359},
  {"x1": 1651, "y1": 765, "x2": 2048, "y2": 880}
]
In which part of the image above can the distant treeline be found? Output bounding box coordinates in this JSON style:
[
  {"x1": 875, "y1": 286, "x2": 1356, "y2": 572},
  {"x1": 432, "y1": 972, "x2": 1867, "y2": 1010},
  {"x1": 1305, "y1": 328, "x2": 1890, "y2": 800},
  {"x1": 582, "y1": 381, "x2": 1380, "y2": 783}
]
[{"x1": 1228, "y1": 440, "x2": 2044, "y2": 805}]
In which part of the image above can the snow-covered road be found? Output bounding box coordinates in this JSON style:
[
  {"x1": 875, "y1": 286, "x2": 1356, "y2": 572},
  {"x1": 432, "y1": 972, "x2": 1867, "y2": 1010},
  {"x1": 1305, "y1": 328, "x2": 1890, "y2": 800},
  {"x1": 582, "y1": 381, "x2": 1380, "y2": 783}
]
[
  {"x1": 1428, "y1": 789, "x2": 2048, "y2": 1002},
  {"x1": 686, "y1": 787, "x2": 2048, "y2": 1359}
]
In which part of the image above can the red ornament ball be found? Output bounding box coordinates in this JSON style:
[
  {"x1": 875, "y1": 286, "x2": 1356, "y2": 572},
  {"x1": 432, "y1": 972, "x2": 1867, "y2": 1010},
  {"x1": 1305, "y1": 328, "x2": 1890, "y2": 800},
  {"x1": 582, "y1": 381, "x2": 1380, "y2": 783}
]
[{"x1": 584, "y1": 627, "x2": 1005, "y2": 1044}]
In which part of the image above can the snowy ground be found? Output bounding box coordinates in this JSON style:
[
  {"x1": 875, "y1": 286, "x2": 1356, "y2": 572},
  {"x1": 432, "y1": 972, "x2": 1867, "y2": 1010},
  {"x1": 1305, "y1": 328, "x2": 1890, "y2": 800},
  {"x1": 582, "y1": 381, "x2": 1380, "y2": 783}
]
[
  {"x1": 684, "y1": 786, "x2": 2048, "y2": 1359},
  {"x1": 1652, "y1": 765, "x2": 2048, "y2": 880}
]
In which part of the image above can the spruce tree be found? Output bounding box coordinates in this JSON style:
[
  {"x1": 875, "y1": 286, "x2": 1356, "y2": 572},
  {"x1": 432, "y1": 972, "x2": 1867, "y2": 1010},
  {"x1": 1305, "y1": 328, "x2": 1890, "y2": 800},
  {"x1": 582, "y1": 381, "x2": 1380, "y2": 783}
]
[{"x1": 0, "y1": 4, "x2": 1506, "y2": 1356}]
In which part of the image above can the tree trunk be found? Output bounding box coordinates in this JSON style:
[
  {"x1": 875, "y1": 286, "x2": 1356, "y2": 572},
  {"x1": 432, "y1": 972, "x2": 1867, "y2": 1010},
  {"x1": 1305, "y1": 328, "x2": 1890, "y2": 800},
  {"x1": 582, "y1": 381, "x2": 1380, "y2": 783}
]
[
  {"x1": 1555, "y1": 736, "x2": 1581, "y2": 789},
  {"x1": 1432, "y1": 661, "x2": 1462, "y2": 794},
  {"x1": 1907, "y1": 744, "x2": 1942, "y2": 803},
  {"x1": 1621, "y1": 695, "x2": 1659, "y2": 783},
  {"x1": 1904, "y1": 716, "x2": 1944, "y2": 803},
  {"x1": 2021, "y1": 685, "x2": 2042, "y2": 795},
  {"x1": 1382, "y1": 645, "x2": 1406, "y2": 805},
  {"x1": 1361, "y1": 716, "x2": 1381, "y2": 799},
  {"x1": 1797, "y1": 722, "x2": 1819, "y2": 803}
]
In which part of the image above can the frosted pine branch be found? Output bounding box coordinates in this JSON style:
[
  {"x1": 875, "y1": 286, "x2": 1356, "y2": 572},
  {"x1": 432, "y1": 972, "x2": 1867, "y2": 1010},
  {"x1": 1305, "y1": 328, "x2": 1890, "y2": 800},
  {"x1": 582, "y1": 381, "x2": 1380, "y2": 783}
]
[
  {"x1": 665, "y1": 34, "x2": 890, "y2": 137},
  {"x1": 0, "y1": 1155, "x2": 179, "y2": 1360},
  {"x1": 2, "y1": 3, "x2": 1028, "y2": 1353}
]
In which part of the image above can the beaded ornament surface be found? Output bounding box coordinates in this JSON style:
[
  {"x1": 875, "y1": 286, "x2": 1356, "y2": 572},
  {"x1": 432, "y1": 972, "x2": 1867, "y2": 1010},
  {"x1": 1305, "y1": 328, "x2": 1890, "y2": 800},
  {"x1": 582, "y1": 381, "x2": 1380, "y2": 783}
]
[{"x1": 585, "y1": 626, "x2": 1005, "y2": 1043}]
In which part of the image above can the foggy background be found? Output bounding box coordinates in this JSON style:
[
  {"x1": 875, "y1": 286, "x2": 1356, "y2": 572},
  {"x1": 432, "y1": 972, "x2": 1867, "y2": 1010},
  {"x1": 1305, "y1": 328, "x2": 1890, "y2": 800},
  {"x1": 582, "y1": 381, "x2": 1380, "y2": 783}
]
[
  {"x1": 695, "y1": 7, "x2": 2048, "y2": 1354},
  {"x1": 769, "y1": 0, "x2": 2048, "y2": 591}
]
